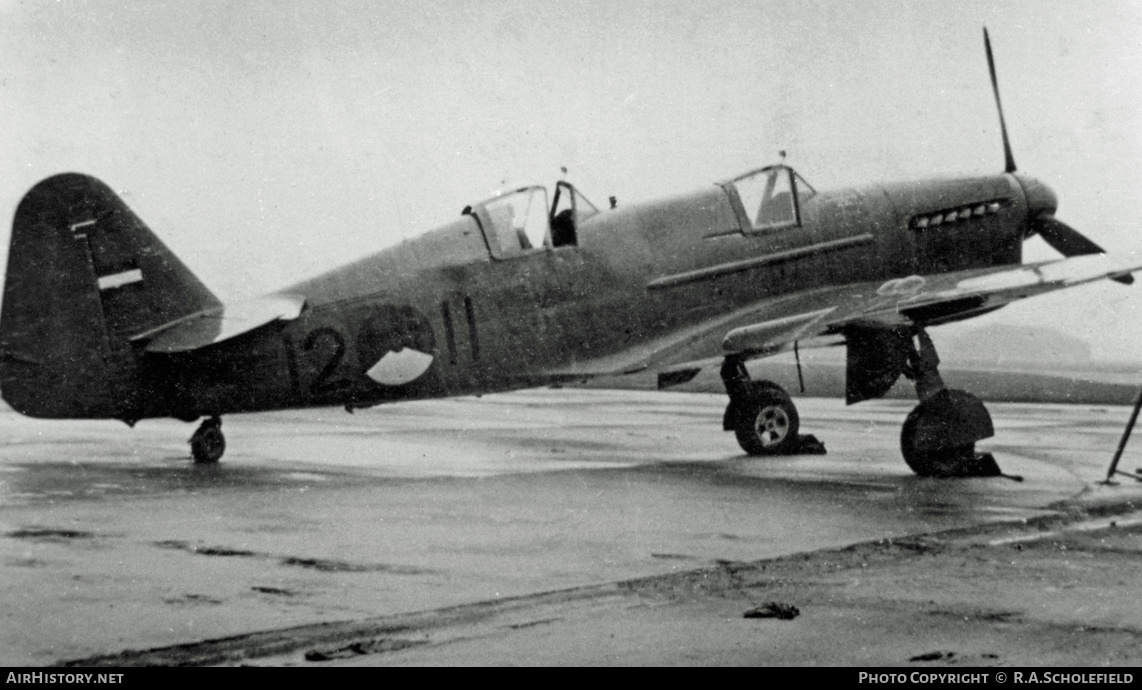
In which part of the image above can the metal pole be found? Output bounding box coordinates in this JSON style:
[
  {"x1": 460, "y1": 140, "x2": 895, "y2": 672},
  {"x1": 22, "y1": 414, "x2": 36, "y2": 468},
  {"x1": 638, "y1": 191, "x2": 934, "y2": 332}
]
[
  {"x1": 794, "y1": 340, "x2": 805, "y2": 394},
  {"x1": 1105, "y1": 385, "x2": 1142, "y2": 483}
]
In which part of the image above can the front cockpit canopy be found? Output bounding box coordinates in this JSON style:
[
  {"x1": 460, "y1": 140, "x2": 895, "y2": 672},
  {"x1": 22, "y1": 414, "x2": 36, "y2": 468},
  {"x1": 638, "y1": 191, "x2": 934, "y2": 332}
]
[
  {"x1": 469, "y1": 181, "x2": 599, "y2": 259},
  {"x1": 725, "y1": 165, "x2": 816, "y2": 233}
]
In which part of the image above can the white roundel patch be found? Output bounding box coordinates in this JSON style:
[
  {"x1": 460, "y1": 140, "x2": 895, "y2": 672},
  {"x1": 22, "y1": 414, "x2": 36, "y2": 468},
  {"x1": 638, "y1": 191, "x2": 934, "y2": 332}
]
[
  {"x1": 876, "y1": 275, "x2": 926, "y2": 296},
  {"x1": 365, "y1": 348, "x2": 434, "y2": 386}
]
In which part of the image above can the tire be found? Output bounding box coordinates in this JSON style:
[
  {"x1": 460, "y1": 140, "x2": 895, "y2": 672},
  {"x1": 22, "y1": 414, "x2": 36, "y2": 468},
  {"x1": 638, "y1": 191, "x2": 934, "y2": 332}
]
[
  {"x1": 900, "y1": 389, "x2": 992, "y2": 476},
  {"x1": 901, "y1": 407, "x2": 945, "y2": 476},
  {"x1": 733, "y1": 385, "x2": 800, "y2": 455},
  {"x1": 190, "y1": 420, "x2": 225, "y2": 464},
  {"x1": 900, "y1": 431, "x2": 974, "y2": 477}
]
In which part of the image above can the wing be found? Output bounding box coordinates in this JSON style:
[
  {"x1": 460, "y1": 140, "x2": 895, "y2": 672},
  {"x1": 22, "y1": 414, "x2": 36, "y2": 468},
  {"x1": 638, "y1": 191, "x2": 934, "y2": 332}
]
[
  {"x1": 541, "y1": 253, "x2": 1141, "y2": 382},
  {"x1": 725, "y1": 253, "x2": 1140, "y2": 356},
  {"x1": 538, "y1": 286, "x2": 844, "y2": 380}
]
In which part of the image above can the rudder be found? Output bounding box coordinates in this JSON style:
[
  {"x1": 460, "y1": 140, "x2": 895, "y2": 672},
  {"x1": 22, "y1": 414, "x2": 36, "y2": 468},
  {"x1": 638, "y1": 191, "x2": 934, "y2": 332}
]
[{"x1": 0, "y1": 173, "x2": 221, "y2": 419}]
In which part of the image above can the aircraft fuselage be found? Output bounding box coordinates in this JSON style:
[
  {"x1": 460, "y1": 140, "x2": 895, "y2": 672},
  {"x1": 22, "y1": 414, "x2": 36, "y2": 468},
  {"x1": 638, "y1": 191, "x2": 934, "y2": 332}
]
[{"x1": 136, "y1": 170, "x2": 1029, "y2": 422}]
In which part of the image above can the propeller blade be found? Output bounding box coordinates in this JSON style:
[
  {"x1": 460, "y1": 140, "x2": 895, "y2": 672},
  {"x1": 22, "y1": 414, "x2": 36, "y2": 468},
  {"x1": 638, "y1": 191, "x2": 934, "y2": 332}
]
[
  {"x1": 984, "y1": 27, "x2": 1018, "y2": 174},
  {"x1": 1035, "y1": 215, "x2": 1134, "y2": 284},
  {"x1": 1035, "y1": 215, "x2": 1105, "y2": 255}
]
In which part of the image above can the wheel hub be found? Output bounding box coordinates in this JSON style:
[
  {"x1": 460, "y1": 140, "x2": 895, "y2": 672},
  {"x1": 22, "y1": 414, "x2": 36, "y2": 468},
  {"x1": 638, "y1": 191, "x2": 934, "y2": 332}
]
[{"x1": 754, "y1": 406, "x2": 790, "y2": 446}]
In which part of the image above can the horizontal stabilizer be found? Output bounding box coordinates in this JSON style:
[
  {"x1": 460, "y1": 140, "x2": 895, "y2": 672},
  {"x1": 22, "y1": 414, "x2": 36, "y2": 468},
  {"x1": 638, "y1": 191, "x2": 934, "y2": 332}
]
[{"x1": 141, "y1": 295, "x2": 306, "y2": 353}]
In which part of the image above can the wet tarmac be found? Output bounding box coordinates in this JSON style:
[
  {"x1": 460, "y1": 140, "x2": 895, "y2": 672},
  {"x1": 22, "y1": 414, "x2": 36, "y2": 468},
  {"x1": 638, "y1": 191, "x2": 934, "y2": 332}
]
[{"x1": 2, "y1": 389, "x2": 1141, "y2": 666}]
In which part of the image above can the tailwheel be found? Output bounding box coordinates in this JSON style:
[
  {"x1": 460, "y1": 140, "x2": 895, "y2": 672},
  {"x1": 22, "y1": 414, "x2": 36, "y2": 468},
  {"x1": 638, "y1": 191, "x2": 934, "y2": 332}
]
[
  {"x1": 189, "y1": 416, "x2": 225, "y2": 464},
  {"x1": 900, "y1": 389, "x2": 996, "y2": 477},
  {"x1": 732, "y1": 384, "x2": 800, "y2": 456}
]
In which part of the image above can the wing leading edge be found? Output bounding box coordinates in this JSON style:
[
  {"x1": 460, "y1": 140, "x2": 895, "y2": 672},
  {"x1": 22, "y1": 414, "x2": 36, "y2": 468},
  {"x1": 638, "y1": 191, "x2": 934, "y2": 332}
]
[{"x1": 725, "y1": 253, "x2": 1140, "y2": 357}]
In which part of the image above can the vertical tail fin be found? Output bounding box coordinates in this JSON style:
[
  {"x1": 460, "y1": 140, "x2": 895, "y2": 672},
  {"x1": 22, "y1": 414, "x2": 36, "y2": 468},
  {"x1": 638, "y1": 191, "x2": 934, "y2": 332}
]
[{"x1": 0, "y1": 173, "x2": 221, "y2": 419}]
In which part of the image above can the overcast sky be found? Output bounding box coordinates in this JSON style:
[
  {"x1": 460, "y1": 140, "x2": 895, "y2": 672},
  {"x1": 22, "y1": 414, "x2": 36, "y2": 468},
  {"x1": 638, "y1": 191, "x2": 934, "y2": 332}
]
[{"x1": 3, "y1": 0, "x2": 1142, "y2": 359}]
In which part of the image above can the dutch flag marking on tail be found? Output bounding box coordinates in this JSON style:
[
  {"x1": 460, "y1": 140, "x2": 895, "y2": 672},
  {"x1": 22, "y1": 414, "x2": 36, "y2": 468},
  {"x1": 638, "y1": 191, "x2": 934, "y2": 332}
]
[{"x1": 97, "y1": 268, "x2": 144, "y2": 291}]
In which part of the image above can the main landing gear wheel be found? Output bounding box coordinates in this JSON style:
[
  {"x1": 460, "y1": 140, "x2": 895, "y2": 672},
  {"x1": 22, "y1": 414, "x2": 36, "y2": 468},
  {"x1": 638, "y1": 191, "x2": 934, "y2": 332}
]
[
  {"x1": 900, "y1": 389, "x2": 996, "y2": 477},
  {"x1": 733, "y1": 385, "x2": 800, "y2": 456},
  {"x1": 190, "y1": 416, "x2": 225, "y2": 464}
]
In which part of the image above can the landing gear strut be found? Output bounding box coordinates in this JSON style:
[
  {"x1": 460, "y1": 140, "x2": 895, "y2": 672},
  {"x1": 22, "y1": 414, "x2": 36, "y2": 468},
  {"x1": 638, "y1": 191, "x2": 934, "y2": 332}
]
[
  {"x1": 189, "y1": 416, "x2": 225, "y2": 464},
  {"x1": 899, "y1": 329, "x2": 1005, "y2": 478},
  {"x1": 721, "y1": 357, "x2": 821, "y2": 456}
]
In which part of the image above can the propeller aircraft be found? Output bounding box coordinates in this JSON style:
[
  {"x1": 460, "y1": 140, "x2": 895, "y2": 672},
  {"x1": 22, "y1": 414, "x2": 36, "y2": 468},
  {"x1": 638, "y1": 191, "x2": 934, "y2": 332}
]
[{"x1": 1, "y1": 30, "x2": 1137, "y2": 477}]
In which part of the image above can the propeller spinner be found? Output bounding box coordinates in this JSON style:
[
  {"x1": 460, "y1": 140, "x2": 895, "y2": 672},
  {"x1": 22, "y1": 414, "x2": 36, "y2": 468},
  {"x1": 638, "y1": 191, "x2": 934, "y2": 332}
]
[{"x1": 984, "y1": 28, "x2": 1132, "y2": 284}]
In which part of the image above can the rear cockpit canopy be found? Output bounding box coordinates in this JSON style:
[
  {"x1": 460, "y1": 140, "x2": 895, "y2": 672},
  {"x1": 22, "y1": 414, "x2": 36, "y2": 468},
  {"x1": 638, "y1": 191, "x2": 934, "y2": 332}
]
[
  {"x1": 468, "y1": 181, "x2": 599, "y2": 259},
  {"x1": 723, "y1": 165, "x2": 816, "y2": 233}
]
